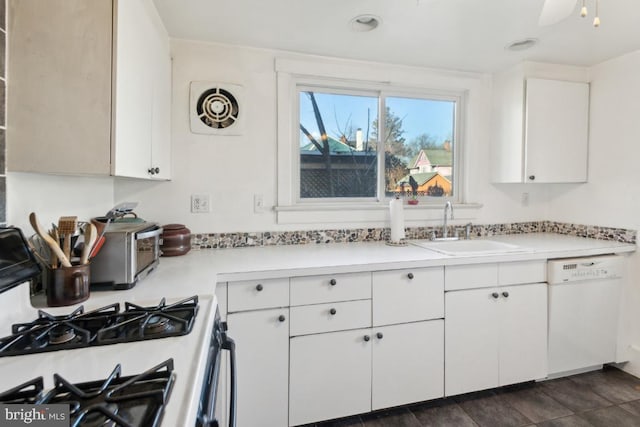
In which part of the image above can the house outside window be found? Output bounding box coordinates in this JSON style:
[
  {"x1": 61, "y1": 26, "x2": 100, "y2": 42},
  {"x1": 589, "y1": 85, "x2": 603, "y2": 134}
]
[{"x1": 298, "y1": 88, "x2": 459, "y2": 203}]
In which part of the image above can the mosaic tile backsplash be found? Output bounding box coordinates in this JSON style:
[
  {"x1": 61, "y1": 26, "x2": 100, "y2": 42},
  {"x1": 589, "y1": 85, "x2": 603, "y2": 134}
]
[{"x1": 190, "y1": 221, "x2": 637, "y2": 250}]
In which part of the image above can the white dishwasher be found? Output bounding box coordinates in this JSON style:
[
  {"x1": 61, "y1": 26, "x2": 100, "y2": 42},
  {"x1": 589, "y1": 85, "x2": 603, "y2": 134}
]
[{"x1": 547, "y1": 255, "x2": 624, "y2": 378}]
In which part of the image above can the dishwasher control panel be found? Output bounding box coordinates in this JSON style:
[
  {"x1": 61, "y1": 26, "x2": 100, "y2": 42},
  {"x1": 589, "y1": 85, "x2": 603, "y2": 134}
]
[{"x1": 548, "y1": 255, "x2": 624, "y2": 283}]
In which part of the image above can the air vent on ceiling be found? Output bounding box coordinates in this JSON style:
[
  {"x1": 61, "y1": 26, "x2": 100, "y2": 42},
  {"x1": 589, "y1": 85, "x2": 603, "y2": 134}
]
[{"x1": 190, "y1": 82, "x2": 244, "y2": 135}]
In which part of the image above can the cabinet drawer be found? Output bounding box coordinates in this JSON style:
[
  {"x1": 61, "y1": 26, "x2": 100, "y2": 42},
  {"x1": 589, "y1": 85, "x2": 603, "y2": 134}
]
[
  {"x1": 290, "y1": 300, "x2": 371, "y2": 336},
  {"x1": 445, "y1": 264, "x2": 498, "y2": 291},
  {"x1": 227, "y1": 278, "x2": 289, "y2": 312},
  {"x1": 498, "y1": 261, "x2": 546, "y2": 285},
  {"x1": 290, "y1": 272, "x2": 371, "y2": 306},
  {"x1": 372, "y1": 267, "x2": 444, "y2": 326}
]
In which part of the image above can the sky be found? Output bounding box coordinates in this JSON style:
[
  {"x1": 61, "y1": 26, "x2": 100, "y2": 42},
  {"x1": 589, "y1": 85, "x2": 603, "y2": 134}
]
[{"x1": 299, "y1": 91, "x2": 455, "y2": 146}]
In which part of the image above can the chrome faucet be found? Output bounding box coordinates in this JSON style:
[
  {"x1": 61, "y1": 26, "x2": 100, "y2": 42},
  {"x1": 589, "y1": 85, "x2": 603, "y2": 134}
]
[{"x1": 442, "y1": 201, "x2": 454, "y2": 238}]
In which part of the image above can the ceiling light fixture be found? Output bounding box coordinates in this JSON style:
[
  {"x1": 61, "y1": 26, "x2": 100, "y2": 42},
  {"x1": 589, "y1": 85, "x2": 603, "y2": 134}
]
[
  {"x1": 350, "y1": 14, "x2": 381, "y2": 32},
  {"x1": 506, "y1": 38, "x2": 539, "y2": 52},
  {"x1": 580, "y1": 0, "x2": 601, "y2": 27}
]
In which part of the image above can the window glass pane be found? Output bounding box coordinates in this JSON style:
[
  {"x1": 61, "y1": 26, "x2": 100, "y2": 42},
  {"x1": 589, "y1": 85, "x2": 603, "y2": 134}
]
[
  {"x1": 384, "y1": 97, "x2": 455, "y2": 198},
  {"x1": 299, "y1": 91, "x2": 378, "y2": 199}
]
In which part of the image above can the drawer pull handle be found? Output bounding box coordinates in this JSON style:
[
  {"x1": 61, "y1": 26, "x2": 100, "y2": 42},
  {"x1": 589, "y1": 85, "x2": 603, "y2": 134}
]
[
  {"x1": 329, "y1": 279, "x2": 337, "y2": 286},
  {"x1": 330, "y1": 308, "x2": 337, "y2": 315},
  {"x1": 256, "y1": 284, "x2": 264, "y2": 291},
  {"x1": 363, "y1": 335, "x2": 371, "y2": 342},
  {"x1": 502, "y1": 291, "x2": 510, "y2": 298},
  {"x1": 278, "y1": 315, "x2": 286, "y2": 322},
  {"x1": 376, "y1": 332, "x2": 384, "y2": 339},
  {"x1": 491, "y1": 292, "x2": 499, "y2": 299}
]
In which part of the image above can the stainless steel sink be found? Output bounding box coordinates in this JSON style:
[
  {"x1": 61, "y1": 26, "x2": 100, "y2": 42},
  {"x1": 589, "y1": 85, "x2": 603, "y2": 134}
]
[{"x1": 410, "y1": 239, "x2": 530, "y2": 256}]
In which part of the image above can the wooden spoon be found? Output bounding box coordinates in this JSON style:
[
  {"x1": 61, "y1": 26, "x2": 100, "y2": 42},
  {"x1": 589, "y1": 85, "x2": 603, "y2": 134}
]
[
  {"x1": 29, "y1": 212, "x2": 72, "y2": 268},
  {"x1": 80, "y1": 223, "x2": 97, "y2": 265}
]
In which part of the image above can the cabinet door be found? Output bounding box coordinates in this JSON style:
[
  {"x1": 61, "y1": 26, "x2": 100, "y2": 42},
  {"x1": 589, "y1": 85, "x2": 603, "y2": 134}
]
[
  {"x1": 445, "y1": 288, "x2": 500, "y2": 396},
  {"x1": 525, "y1": 78, "x2": 589, "y2": 183},
  {"x1": 499, "y1": 283, "x2": 548, "y2": 386},
  {"x1": 372, "y1": 267, "x2": 443, "y2": 325},
  {"x1": 7, "y1": 0, "x2": 113, "y2": 175},
  {"x1": 113, "y1": 0, "x2": 170, "y2": 179},
  {"x1": 227, "y1": 308, "x2": 289, "y2": 427},
  {"x1": 372, "y1": 320, "x2": 444, "y2": 410},
  {"x1": 148, "y1": 5, "x2": 172, "y2": 180},
  {"x1": 289, "y1": 328, "x2": 372, "y2": 426}
]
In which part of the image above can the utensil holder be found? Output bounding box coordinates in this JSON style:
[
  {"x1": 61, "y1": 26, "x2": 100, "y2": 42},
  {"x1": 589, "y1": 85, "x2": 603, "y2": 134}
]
[{"x1": 46, "y1": 263, "x2": 90, "y2": 307}]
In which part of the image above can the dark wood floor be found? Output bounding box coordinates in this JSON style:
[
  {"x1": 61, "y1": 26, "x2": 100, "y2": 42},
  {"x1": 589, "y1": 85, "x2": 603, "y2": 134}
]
[{"x1": 312, "y1": 366, "x2": 640, "y2": 427}]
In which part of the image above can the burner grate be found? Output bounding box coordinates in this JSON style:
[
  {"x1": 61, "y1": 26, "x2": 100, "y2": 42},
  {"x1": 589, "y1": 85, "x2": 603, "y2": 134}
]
[
  {"x1": 0, "y1": 296, "x2": 199, "y2": 357},
  {"x1": 0, "y1": 360, "x2": 175, "y2": 427},
  {"x1": 0, "y1": 377, "x2": 44, "y2": 404}
]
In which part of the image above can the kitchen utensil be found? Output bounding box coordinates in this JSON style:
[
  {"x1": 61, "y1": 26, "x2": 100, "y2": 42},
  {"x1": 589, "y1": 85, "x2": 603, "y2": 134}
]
[
  {"x1": 28, "y1": 213, "x2": 71, "y2": 268},
  {"x1": 58, "y1": 216, "x2": 78, "y2": 260},
  {"x1": 160, "y1": 224, "x2": 191, "y2": 256},
  {"x1": 48, "y1": 229, "x2": 59, "y2": 269},
  {"x1": 80, "y1": 223, "x2": 97, "y2": 265},
  {"x1": 89, "y1": 235, "x2": 106, "y2": 259}
]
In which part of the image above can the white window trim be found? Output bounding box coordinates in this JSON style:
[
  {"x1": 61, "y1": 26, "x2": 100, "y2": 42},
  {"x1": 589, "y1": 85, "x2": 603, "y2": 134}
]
[{"x1": 275, "y1": 57, "x2": 480, "y2": 225}]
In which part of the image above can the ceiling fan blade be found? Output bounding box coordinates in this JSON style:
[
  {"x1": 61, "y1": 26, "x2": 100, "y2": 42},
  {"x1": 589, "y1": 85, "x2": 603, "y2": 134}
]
[{"x1": 538, "y1": 0, "x2": 578, "y2": 26}]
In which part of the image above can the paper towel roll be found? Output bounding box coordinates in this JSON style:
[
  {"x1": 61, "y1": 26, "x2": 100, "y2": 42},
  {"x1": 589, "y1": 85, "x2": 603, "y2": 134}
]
[{"x1": 389, "y1": 198, "x2": 406, "y2": 243}]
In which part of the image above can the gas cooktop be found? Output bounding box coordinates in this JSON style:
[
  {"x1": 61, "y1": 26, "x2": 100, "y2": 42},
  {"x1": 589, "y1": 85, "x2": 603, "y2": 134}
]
[
  {"x1": 0, "y1": 296, "x2": 199, "y2": 357},
  {"x1": 0, "y1": 359, "x2": 175, "y2": 427}
]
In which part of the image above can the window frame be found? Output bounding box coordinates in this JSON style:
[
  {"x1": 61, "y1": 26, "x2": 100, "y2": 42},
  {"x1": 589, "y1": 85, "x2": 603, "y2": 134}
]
[{"x1": 276, "y1": 61, "x2": 468, "y2": 221}]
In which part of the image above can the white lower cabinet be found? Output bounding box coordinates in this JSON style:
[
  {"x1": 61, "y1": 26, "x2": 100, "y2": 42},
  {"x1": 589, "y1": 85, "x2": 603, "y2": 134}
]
[
  {"x1": 372, "y1": 320, "x2": 444, "y2": 410},
  {"x1": 289, "y1": 328, "x2": 372, "y2": 426},
  {"x1": 289, "y1": 320, "x2": 444, "y2": 426},
  {"x1": 445, "y1": 282, "x2": 547, "y2": 396},
  {"x1": 227, "y1": 308, "x2": 290, "y2": 427}
]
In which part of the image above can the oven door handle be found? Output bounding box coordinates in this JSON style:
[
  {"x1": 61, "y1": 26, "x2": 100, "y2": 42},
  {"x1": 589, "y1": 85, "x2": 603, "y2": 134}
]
[{"x1": 221, "y1": 332, "x2": 237, "y2": 427}]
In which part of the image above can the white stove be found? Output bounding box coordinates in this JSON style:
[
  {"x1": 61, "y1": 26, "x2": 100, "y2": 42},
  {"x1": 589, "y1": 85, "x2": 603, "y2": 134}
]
[
  {"x1": 0, "y1": 283, "x2": 217, "y2": 426},
  {"x1": 0, "y1": 226, "x2": 228, "y2": 427}
]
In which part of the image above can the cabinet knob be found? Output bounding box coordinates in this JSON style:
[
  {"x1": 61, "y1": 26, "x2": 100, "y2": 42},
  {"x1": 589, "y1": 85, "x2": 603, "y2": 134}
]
[
  {"x1": 407, "y1": 273, "x2": 414, "y2": 280},
  {"x1": 278, "y1": 314, "x2": 286, "y2": 322},
  {"x1": 330, "y1": 308, "x2": 337, "y2": 315},
  {"x1": 502, "y1": 291, "x2": 510, "y2": 298},
  {"x1": 148, "y1": 168, "x2": 155, "y2": 175},
  {"x1": 376, "y1": 332, "x2": 384, "y2": 339},
  {"x1": 363, "y1": 335, "x2": 371, "y2": 342},
  {"x1": 256, "y1": 284, "x2": 263, "y2": 291},
  {"x1": 528, "y1": 175, "x2": 535, "y2": 181},
  {"x1": 329, "y1": 279, "x2": 337, "y2": 286},
  {"x1": 491, "y1": 292, "x2": 499, "y2": 299}
]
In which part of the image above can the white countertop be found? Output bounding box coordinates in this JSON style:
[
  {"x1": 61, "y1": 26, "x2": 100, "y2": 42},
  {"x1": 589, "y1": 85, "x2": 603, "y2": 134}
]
[
  {"x1": 12, "y1": 232, "x2": 637, "y2": 426},
  {"x1": 124, "y1": 233, "x2": 636, "y2": 294}
]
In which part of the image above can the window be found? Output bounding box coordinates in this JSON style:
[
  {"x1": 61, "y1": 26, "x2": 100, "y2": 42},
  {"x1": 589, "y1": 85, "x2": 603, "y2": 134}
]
[{"x1": 297, "y1": 87, "x2": 459, "y2": 203}]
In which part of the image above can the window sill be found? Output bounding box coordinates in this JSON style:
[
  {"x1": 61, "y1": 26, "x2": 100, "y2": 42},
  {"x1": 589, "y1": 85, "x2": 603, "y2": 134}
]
[{"x1": 275, "y1": 202, "x2": 483, "y2": 225}]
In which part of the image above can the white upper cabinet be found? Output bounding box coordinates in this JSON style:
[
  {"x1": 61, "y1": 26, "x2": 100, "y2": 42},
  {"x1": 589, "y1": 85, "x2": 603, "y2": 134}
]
[
  {"x1": 7, "y1": 0, "x2": 171, "y2": 180},
  {"x1": 491, "y1": 62, "x2": 590, "y2": 184},
  {"x1": 112, "y1": 0, "x2": 171, "y2": 179}
]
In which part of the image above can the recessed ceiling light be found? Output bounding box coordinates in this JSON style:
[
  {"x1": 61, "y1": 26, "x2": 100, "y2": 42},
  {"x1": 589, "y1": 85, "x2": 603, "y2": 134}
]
[
  {"x1": 505, "y1": 38, "x2": 539, "y2": 52},
  {"x1": 350, "y1": 14, "x2": 381, "y2": 32}
]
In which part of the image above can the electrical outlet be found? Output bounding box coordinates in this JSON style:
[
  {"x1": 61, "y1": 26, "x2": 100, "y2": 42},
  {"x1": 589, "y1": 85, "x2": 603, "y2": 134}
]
[
  {"x1": 191, "y1": 194, "x2": 210, "y2": 213},
  {"x1": 254, "y1": 194, "x2": 264, "y2": 213},
  {"x1": 521, "y1": 192, "x2": 530, "y2": 206}
]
